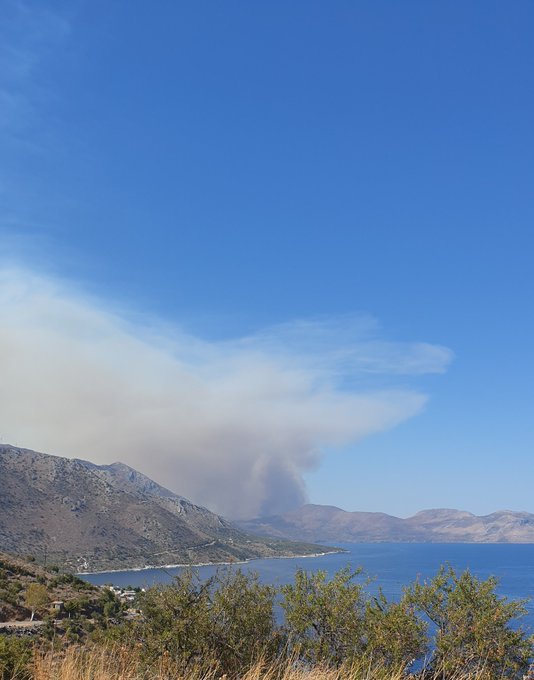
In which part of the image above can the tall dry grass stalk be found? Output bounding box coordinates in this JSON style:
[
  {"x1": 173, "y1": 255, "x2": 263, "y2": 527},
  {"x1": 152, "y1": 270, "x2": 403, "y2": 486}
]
[
  {"x1": 29, "y1": 647, "x2": 506, "y2": 680},
  {"x1": 31, "y1": 646, "x2": 404, "y2": 680}
]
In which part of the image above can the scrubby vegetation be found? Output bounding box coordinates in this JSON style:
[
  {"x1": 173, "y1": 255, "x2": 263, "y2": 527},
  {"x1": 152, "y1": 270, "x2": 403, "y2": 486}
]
[
  {"x1": 0, "y1": 553, "x2": 97, "y2": 623},
  {"x1": 1, "y1": 564, "x2": 532, "y2": 680}
]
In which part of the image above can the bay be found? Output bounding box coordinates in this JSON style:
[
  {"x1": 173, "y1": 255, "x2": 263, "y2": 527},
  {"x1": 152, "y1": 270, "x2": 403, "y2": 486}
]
[{"x1": 81, "y1": 543, "x2": 534, "y2": 631}]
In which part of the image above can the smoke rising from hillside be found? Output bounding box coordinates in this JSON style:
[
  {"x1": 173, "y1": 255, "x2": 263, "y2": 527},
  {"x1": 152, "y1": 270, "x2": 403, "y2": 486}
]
[{"x1": 0, "y1": 266, "x2": 452, "y2": 518}]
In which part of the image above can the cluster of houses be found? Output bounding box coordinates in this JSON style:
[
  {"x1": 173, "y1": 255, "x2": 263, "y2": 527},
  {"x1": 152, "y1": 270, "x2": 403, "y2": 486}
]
[{"x1": 106, "y1": 585, "x2": 145, "y2": 603}]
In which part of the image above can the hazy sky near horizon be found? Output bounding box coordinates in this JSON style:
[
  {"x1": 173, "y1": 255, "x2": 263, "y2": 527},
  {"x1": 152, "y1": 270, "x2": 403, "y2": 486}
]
[{"x1": 1, "y1": 1, "x2": 533, "y2": 518}]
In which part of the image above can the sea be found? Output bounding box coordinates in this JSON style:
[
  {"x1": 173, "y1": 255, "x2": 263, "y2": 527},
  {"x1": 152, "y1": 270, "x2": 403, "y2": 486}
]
[{"x1": 81, "y1": 543, "x2": 534, "y2": 632}]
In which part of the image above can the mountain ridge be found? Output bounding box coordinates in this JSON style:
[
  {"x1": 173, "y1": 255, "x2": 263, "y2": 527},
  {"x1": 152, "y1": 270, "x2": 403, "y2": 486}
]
[
  {"x1": 236, "y1": 503, "x2": 534, "y2": 543},
  {"x1": 0, "y1": 445, "x2": 333, "y2": 572}
]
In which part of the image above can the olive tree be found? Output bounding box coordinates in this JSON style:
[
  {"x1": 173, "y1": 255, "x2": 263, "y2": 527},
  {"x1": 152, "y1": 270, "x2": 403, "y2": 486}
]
[
  {"x1": 137, "y1": 569, "x2": 214, "y2": 669},
  {"x1": 405, "y1": 566, "x2": 533, "y2": 679},
  {"x1": 210, "y1": 569, "x2": 277, "y2": 673},
  {"x1": 24, "y1": 582, "x2": 49, "y2": 621},
  {"x1": 365, "y1": 590, "x2": 427, "y2": 670},
  {"x1": 281, "y1": 567, "x2": 426, "y2": 670},
  {"x1": 281, "y1": 567, "x2": 368, "y2": 665},
  {"x1": 135, "y1": 568, "x2": 277, "y2": 674}
]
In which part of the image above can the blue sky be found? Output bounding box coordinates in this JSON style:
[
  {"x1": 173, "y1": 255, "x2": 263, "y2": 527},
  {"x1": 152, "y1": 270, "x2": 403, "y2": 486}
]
[{"x1": 1, "y1": 1, "x2": 533, "y2": 517}]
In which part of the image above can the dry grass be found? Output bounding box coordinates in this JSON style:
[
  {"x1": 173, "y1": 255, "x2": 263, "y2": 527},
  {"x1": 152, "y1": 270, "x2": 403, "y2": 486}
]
[
  {"x1": 28, "y1": 647, "x2": 507, "y2": 680},
  {"x1": 30, "y1": 647, "x2": 409, "y2": 680}
]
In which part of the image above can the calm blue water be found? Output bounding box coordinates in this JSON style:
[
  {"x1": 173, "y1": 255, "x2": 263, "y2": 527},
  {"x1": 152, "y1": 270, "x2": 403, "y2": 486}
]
[{"x1": 81, "y1": 543, "x2": 534, "y2": 630}]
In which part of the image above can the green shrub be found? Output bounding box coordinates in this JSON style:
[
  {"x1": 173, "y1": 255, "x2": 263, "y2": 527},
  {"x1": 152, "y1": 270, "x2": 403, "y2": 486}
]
[
  {"x1": 0, "y1": 562, "x2": 32, "y2": 577},
  {"x1": 405, "y1": 565, "x2": 533, "y2": 679},
  {"x1": 210, "y1": 569, "x2": 277, "y2": 673},
  {"x1": 63, "y1": 596, "x2": 91, "y2": 617},
  {"x1": 95, "y1": 588, "x2": 123, "y2": 620},
  {"x1": 281, "y1": 566, "x2": 367, "y2": 665},
  {"x1": 281, "y1": 567, "x2": 427, "y2": 670},
  {"x1": 134, "y1": 568, "x2": 277, "y2": 674},
  {"x1": 136, "y1": 569, "x2": 214, "y2": 668},
  {"x1": 85, "y1": 564, "x2": 534, "y2": 678},
  {"x1": 48, "y1": 572, "x2": 92, "y2": 591},
  {"x1": 365, "y1": 590, "x2": 428, "y2": 669},
  {"x1": 0, "y1": 637, "x2": 33, "y2": 680}
]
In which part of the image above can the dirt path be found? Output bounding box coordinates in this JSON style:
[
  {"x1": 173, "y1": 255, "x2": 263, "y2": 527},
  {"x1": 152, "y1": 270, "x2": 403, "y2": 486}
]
[{"x1": 0, "y1": 620, "x2": 46, "y2": 629}]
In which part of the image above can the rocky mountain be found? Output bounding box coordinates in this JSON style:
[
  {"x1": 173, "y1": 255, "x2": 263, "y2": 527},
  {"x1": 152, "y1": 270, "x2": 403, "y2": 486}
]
[
  {"x1": 237, "y1": 504, "x2": 534, "y2": 543},
  {"x1": 0, "y1": 446, "x2": 330, "y2": 572}
]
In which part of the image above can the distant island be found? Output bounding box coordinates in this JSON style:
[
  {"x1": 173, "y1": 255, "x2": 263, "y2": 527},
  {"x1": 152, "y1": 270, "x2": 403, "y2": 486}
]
[
  {"x1": 237, "y1": 503, "x2": 534, "y2": 544},
  {"x1": 0, "y1": 445, "x2": 333, "y2": 572}
]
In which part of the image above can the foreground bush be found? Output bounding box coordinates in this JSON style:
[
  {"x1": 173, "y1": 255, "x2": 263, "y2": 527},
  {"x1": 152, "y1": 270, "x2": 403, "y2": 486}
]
[
  {"x1": 129, "y1": 569, "x2": 279, "y2": 674},
  {"x1": 3, "y1": 565, "x2": 532, "y2": 680},
  {"x1": 98, "y1": 565, "x2": 532, "y2": 678},
  {"x1": 281, "y1": 567, "x2": 427, "y2": 668},
  {"x1": 0, "y1": 637, "x2": 32, "y2": 680},
  {"x1": 405, "y1": 566, "x2": 533, "y2": 679}
]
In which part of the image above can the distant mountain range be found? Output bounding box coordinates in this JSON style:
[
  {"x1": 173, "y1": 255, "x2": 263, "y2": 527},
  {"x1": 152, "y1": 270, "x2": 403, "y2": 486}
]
[
  {"x1": 0, "y1": 445, "x2": 329, "y2": 572},
  {"x1": 237, "y1": 504, "x2": 534, "y2": 544}
]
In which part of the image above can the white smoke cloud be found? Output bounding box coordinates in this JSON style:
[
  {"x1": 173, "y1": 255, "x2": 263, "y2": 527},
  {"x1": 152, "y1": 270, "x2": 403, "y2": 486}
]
[{"x1": 0, "y1": 265, "x2": 453, "y2": 518}]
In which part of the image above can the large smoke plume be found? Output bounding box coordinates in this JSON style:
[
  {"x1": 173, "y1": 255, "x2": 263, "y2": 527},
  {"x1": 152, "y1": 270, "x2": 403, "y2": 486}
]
[{"x1": 0, "y1": 266, "x2": 452, "y2": 518}]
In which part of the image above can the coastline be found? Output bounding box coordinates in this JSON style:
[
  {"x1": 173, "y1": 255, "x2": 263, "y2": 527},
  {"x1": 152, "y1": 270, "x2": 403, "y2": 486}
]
[{"x1": 76, "y1": 548, "x2": 346, "y2": 577}]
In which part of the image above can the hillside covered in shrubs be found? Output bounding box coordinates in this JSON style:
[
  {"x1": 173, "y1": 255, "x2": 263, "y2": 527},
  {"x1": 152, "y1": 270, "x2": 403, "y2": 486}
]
[{"x1": 0, "y1": 552, "x2": 101, "y2": 623}]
